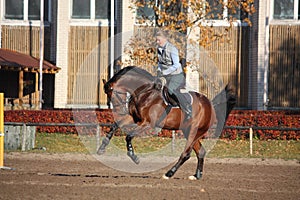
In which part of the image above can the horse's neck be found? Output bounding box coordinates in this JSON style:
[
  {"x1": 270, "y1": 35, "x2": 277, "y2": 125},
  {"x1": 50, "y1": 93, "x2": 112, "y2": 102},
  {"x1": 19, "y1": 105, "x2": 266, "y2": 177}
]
[
  {"x1": 118, "y1": 78, "x2": 153, "y2": 94},
  {"x1": 134, "y1": 85, "x2": 163, "y2": 105}
]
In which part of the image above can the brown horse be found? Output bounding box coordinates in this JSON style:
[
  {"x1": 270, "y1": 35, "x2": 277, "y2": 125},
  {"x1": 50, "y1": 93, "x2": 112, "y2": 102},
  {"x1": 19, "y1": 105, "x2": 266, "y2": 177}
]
[{"x1": 98, "y1": 66, "x2": 235, "y2": 180}]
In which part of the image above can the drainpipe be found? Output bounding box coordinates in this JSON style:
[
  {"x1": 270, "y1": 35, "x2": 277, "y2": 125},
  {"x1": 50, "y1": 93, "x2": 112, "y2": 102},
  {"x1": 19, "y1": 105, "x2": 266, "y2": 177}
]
[
  {"x1": 263, "y1": 1, "x2": 270, "y2": 110},
  {"x1": 110, "y1": 0, "x2": 115, "y2": 78},
  {"x1": 39, "y1": 0, "x2": 44, "y2": 109}
]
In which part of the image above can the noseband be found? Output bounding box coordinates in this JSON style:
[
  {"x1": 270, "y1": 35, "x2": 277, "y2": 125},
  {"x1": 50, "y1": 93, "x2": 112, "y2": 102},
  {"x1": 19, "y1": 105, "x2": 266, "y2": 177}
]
[
  {"x1": 111, "y1": 90, "x2": 131, "y2": 115},
  {"x1": 110, "y1": 83, "x2": 155, "y2": 116}
]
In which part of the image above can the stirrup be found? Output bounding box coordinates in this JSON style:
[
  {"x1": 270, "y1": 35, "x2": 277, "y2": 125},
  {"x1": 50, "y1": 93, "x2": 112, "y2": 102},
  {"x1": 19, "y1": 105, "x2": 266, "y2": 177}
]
[{"x1": 185, "y1": 112, "x2": 192, "y2": 120}]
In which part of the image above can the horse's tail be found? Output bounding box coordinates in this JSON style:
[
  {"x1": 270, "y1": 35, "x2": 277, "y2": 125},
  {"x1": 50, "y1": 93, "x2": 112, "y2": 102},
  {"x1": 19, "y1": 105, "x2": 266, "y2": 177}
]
[{"x1": 212, "y1": 84, "x2": 236, "y2": 137}]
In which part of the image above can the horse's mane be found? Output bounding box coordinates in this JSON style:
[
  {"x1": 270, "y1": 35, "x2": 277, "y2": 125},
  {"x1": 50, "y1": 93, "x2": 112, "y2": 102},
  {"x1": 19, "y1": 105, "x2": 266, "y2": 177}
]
[{"x1": 106, "y1": 66, "x2": 155, "y2": 85}]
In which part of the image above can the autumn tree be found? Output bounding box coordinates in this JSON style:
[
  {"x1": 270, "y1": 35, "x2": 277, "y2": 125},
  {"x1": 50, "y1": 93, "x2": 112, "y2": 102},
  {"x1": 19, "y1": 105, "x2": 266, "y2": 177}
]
[{"x1": 123, "y1": 0, "x2": 255, "y2": 93}]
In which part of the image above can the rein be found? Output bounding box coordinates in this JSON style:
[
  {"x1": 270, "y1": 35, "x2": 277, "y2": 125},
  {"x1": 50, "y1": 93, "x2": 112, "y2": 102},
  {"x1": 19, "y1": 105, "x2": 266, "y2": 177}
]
[
  {"x1": 111, "y1": 90, "x2": 131, "y2": 115},
  {"x1": 112, "y1": 90, "x2": 130, "y2": 106},
  {"x1": 111, "y1": 83, "x2": 155, "y2": 115}
]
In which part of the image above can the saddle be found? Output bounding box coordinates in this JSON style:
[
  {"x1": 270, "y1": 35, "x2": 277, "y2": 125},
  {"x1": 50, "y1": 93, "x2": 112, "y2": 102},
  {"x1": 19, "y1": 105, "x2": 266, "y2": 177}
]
[
  {"x1": 162, "y1": 87, "x2": 179, "y2": 107},
  {"x1": 154, "y1": 77, "x2": 193, "y2": 126},
  {"x1": 155, "y1": 77, "x2": 192, "y2": 107}
]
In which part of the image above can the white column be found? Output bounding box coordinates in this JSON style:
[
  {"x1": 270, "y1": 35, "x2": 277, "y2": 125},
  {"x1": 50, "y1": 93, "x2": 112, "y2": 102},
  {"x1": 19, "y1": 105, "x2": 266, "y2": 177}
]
[
  {"x1": 39, "y1": 0, "x2": 44, "y2": 109},
  {"x1": 256, "y1": 0, "x2": 270, "y2": 110},
  {"x1": 54, "y1": 0, "x2": 70, "y2": 108},
  {"x1": 121, "y1": 0, "x2": 135, "y2": 64}
]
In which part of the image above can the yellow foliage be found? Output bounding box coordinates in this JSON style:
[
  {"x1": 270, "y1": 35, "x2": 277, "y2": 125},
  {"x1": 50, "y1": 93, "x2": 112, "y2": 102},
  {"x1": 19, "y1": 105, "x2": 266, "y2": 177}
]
[{"x1": 126, "y1": 0, "x2": 256, "y2": 71}]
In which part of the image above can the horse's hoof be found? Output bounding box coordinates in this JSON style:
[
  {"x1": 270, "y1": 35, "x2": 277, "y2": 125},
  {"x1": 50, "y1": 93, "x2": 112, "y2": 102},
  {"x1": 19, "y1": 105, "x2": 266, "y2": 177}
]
[
  {"x1": 188, "y1": 175, "x2": 198, "y2": 181},
  {"x1": 96, "y1": 148, "x2": 105, "y2": 155},
  {"x1": 127, "y1": 152, "x2": 140, "y2": 164},
  {"x1": 133, "y1": 157, "x2": 140, "y2": 164},
  {"x1": 162, "y1": 175, "x2": 170, "y2": 180}
]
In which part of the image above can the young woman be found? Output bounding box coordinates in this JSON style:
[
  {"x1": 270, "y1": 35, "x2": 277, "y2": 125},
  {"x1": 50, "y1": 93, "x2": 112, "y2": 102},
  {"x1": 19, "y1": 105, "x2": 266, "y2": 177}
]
[{"x1": 156, "y1": 30, "x2": 192, "y2": 119}]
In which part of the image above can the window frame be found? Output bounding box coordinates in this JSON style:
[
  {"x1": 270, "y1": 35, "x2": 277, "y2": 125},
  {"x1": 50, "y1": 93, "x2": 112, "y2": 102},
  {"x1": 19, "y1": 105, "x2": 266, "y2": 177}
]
[
  {"x1": 204, "y1": 0, "x2": 250, "y2": 26},
  {"x1": 70, "y1": 0, "x2": 109, "y2": 26},
  {"x1": 134, "y1": 0, "x2": 249, "y2": 27},
  {"x1": 271, "y1": 0, "x2": 299, "y2": 22},
  {"x1": 2, "y1": 0, "x2": 51, "y2": 24}
]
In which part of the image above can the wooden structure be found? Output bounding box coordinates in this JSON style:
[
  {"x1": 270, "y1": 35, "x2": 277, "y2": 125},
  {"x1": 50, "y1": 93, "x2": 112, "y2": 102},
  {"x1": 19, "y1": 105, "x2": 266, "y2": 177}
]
[
  {"x1": 0, "y1": 25, "x2": 57, "y2": 109},
  {"x1": 269, "y1": 25, "x2": 300, "y2": 108},
  {"x1": 1, "y1": 25, "x2": 51, "y2": 60},
  {"x1": 67, "y1": 26, "x2": 109, "y2": 106},
  {"x1": 204, "y1": 26, "x2": 250, "y2": 107},
  {"x1": 0, "y1": 49, "x2": 60, "y2": 109}
]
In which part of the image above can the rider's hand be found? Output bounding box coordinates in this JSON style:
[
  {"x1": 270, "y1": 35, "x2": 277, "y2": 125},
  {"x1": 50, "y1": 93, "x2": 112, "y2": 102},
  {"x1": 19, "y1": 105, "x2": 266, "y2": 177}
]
[
  {"x1": 154, "y1": 77, "x2": 162, "y2": 90},
  {"x1": 157, "y1": 70, "x2": 162, "y2": 77}
]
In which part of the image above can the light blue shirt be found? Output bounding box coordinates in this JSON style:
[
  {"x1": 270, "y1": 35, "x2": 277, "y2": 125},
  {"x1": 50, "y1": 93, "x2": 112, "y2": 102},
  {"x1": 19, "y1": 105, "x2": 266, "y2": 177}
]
[{"x1": 158, "y1": 42, "x2": 182, "y2": 76}]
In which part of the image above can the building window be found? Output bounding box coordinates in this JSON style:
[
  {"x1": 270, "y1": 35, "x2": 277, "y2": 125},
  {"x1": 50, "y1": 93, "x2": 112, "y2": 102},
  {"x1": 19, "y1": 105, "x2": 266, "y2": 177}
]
[
  {"x1": 135, "y1": 0, "x2": 185, "y2": 24},
  {"x1": 95, "y1": 0, "x2": 109, "y2": 19},
  {"x1": 273, "y1": 0, "x2": 299, "y2": 20},
  {"x1": 72, "y1": 0, "x2": 91, "y2": 19},
  {"x1": 207, "y1": 0, "x2": 247, "y2": 21},
  {"x1": 72, "y1": 0, "x2": 109, "y2": 19},
  {"x1": 5, "y1": 0, "x2": 23, "y2": 19},
  {"x1": 4, "y1": 0, "x2": 49, "y2": 21},
  {"x1": 135, "y1": 0, "x2": 248, "y2": 25},
  {"x1": 136, "y1": 0, "x2": 155, "y2": 21}
]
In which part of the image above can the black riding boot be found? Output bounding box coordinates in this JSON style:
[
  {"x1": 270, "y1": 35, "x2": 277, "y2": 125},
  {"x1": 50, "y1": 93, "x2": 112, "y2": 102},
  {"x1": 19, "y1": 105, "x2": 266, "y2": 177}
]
[
  {"x1": 181, "y1": 103, "x2": 192, "y2": 119},
  {"x1": 176, "y1": 92, "x2": 192, "y2": 119}
]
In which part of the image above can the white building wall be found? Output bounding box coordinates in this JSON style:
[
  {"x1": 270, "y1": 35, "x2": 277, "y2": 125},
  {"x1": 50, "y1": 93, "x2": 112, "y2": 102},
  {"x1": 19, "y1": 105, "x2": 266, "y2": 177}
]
[
  {"x1": 54, "y1": 0, "x2": 70, "y2": 108},
  {"x1": 254, "y1": 0, "x2": 270, "y2": 110},
  {"x1": 121, "y1": 0, "x2": 136, "y2": 64}
]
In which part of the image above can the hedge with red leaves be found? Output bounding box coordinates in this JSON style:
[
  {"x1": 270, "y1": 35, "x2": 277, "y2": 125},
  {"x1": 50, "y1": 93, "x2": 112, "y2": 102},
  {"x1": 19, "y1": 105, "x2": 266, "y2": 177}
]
[
  {"x1": 4, "y1": 109, "x2": 300, "y2": 140},
  {"x1": 4, "y1": 109, "x2": 114, "y2": 134},
  {"x1": 224, "y1": 110, "x2": 300, "y2": 140}
]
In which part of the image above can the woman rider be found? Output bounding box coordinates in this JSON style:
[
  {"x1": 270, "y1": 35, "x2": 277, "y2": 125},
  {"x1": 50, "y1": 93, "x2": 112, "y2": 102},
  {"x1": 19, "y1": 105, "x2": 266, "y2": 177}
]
[{"x1": 155, "y1": 30, "x2": 192, "y2": 120}]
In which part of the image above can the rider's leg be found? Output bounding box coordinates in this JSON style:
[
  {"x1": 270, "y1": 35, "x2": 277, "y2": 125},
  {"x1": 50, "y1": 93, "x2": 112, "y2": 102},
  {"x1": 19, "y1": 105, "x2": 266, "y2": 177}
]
[
  {"x1": 166, "y1": 74, "x2": 192, "y2": 119},
  {"x1": 174, "y1": 90, "x2": 192, "y2": 119}
]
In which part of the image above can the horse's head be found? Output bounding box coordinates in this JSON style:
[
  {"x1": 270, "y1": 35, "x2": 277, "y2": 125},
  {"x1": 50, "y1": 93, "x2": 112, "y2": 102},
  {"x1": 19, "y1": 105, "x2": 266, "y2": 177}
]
[
  {"x1": 102, "y1": 79, "x2": 113, "y2": 100},
  {"x1": 102, "y1": 66, "x2": 157, "y2": 107}
]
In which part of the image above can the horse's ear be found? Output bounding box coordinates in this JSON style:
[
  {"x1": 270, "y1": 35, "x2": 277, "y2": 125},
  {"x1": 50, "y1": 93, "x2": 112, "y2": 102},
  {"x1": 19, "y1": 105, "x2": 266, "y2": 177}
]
[{"x1": 102, "y1": 79, "x2": 107, "y2": 84}]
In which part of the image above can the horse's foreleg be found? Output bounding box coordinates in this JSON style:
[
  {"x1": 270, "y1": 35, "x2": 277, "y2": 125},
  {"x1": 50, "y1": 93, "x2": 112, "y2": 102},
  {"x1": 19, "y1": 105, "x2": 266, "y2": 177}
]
[
  {"x1": 97, "y1": 123, "x2": 117, "y2": 155},
  {"x1": 126, "y1": 134, "x2": 140, "y2": 164},
  {"x1": 124, "y1": 122, "x2": 153, "y2": 164},
  {"x1": 189, "y1": 139, "x2": 206, "y2": 180}
]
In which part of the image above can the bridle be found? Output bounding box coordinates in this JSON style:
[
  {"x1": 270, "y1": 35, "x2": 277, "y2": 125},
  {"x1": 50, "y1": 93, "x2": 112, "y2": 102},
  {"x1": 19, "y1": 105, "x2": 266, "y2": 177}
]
[
  {"x1": 108, "y1": 83, "x2": 155, "y2": 115},
  {"x1": 108, "y1": 89, "x2": 130, "y2": 115}
]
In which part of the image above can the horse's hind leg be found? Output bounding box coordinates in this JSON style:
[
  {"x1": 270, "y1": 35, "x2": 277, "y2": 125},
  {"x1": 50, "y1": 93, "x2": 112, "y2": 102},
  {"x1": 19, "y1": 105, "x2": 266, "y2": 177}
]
[
  {"x1": 163, "y1": 145, "x2": 193, "y2": 179},
  {"x1": 163, "y1": 127, "x2": 195, "y2": 179},
  {"x1": 97, "y1": 123, "x2": 117, "y2": 155},
  {"x1": 189, "y1": 139, "x2": 206, "y2": 180}
]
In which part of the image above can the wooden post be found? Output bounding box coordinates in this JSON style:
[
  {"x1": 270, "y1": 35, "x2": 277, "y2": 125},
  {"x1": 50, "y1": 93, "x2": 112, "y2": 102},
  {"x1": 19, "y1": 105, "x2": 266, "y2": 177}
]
[
  {"x1": 0, "y1": 93, "x2": 4, "y2": 167},
  {"x1": 172, "y1": 130, "x2": 175, "y2": 153},
  {"x1": 96, "y1": 125, "x2": 100, "y2": 151},
  {"x1": 249, "y1": 128, "x2": 253, "y2": 155},
  {"x1": 0, "y1": 93, "x2": 13, "y2": 170},
  {"x1": 21, "y1": 124, "x2": 27, "y2": 151},
  {"x1": 19, "y1": 71, "x2": 24, "y2": 108},
  {"x1": 35, "y1": 72, "x2": 39, "y2": 109}
]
